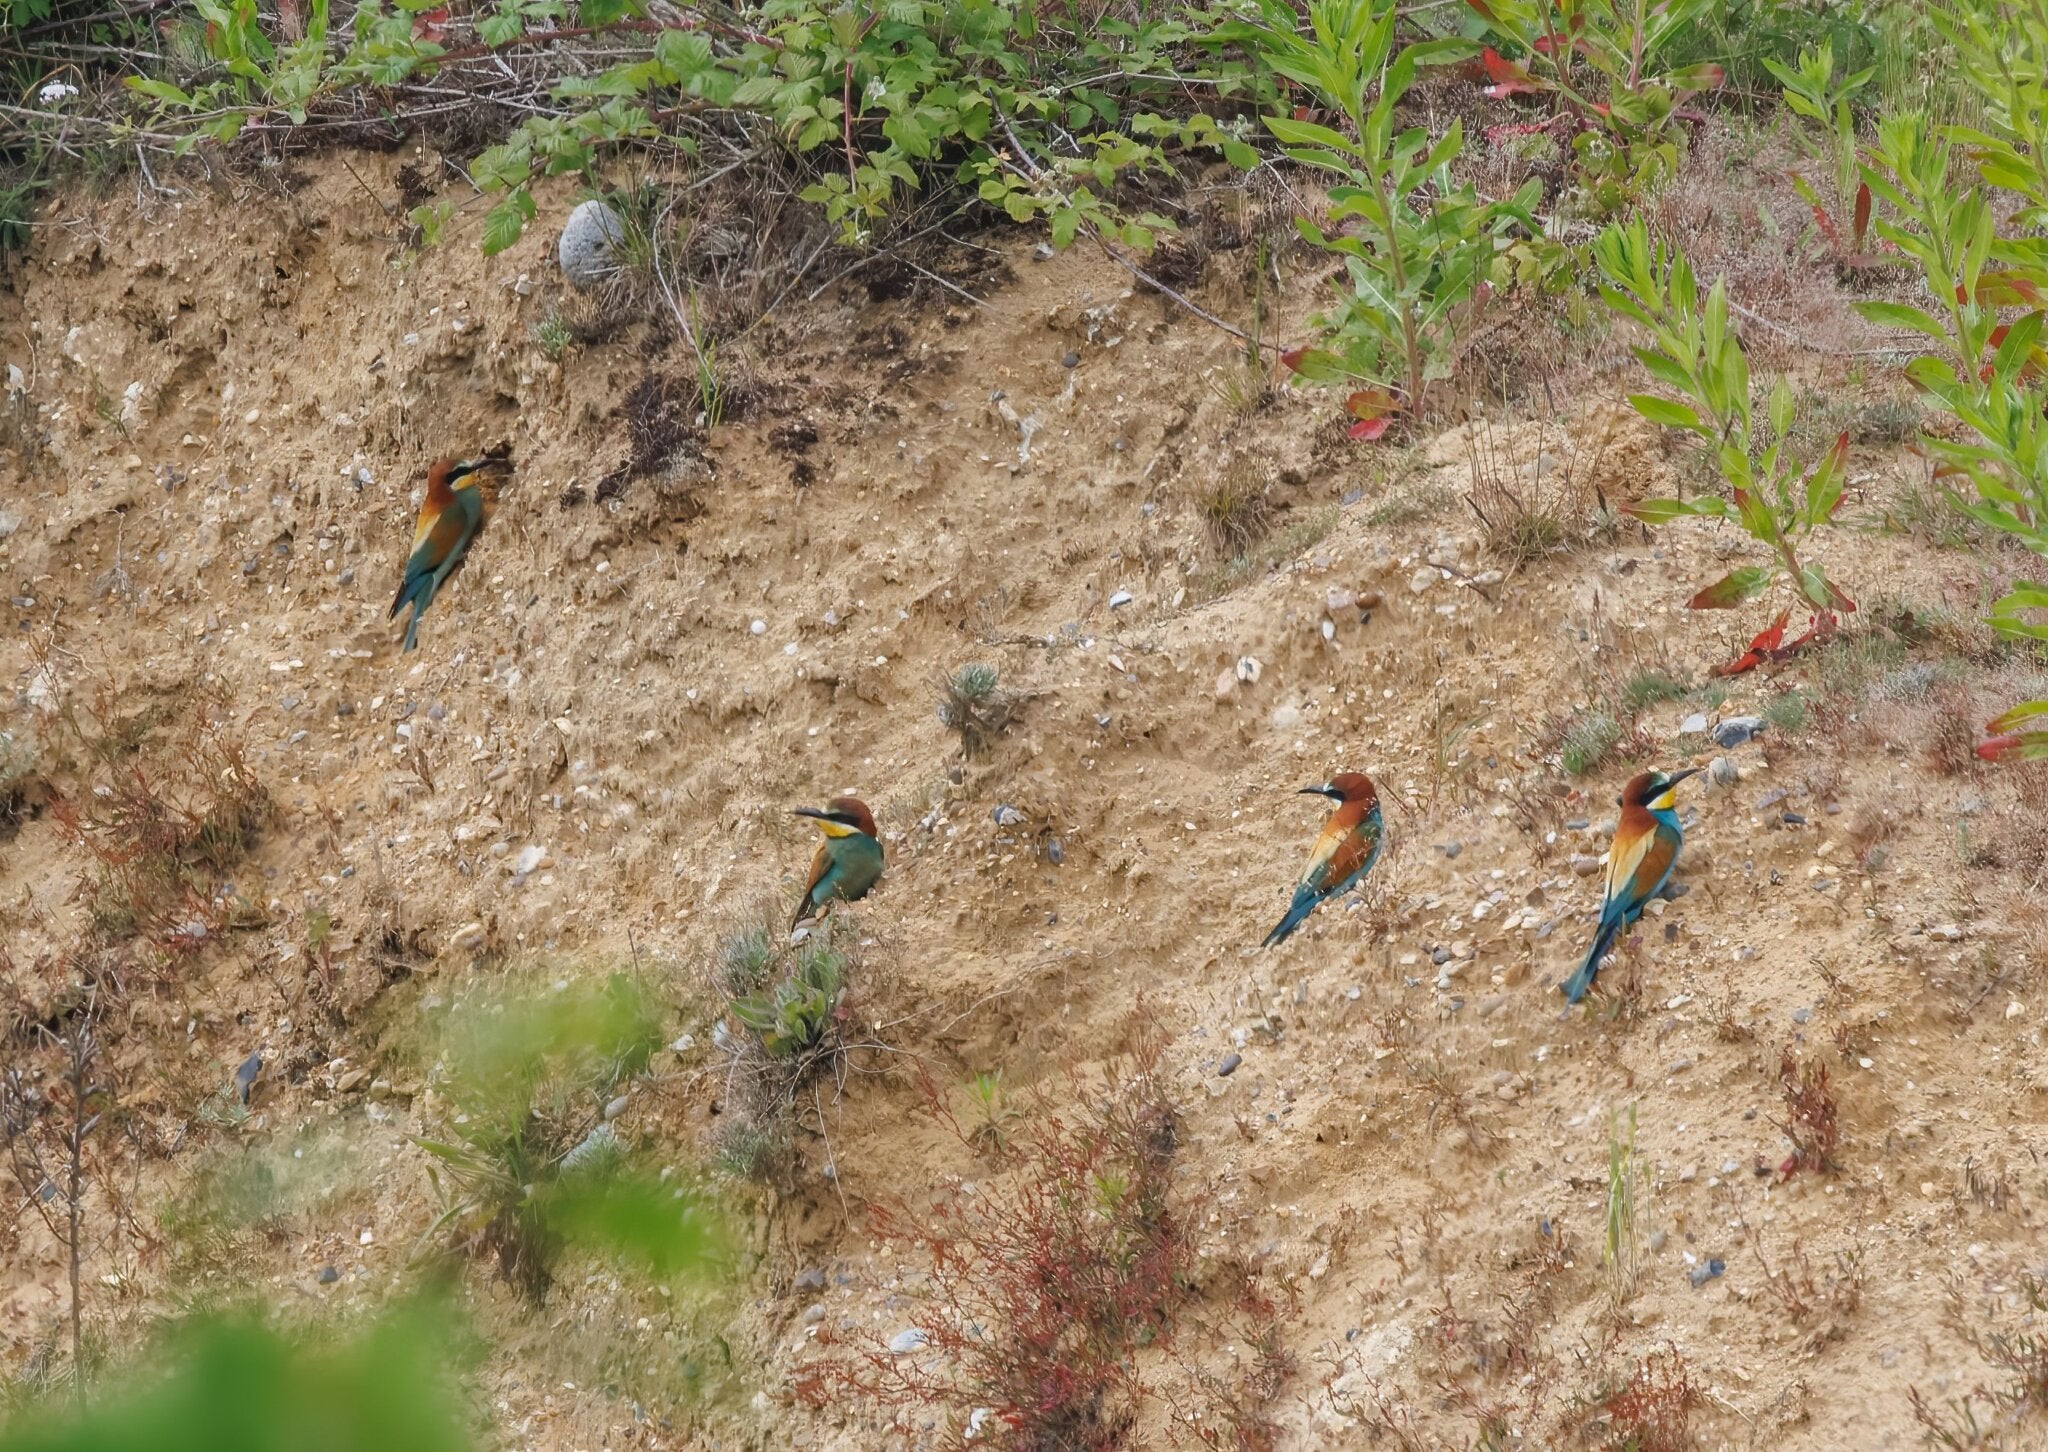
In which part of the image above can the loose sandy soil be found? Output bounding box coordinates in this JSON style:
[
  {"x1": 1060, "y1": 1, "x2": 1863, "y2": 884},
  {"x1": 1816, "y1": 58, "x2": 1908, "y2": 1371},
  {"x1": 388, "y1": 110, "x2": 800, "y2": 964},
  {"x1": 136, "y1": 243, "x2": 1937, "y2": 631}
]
[{"x1": 4, "y1": 139, "x2": 2048, "y2": 1451}]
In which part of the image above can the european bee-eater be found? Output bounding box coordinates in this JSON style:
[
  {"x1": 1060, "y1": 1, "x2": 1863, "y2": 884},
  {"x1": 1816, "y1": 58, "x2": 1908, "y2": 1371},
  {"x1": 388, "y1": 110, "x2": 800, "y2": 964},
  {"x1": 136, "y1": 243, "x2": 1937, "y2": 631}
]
[
  {"x1": 1561, "y1": 766, "x2": 1701, "y2": 1004},
  {"x1": 389, "y1": 453, "x2": 510, "y2": 653},
  {"x1": 1263, "y1": 772, "x2": 1385, "y2": 949},
  {"x1": 791, "y1": 797, "x2": 884, "y2": 929}
]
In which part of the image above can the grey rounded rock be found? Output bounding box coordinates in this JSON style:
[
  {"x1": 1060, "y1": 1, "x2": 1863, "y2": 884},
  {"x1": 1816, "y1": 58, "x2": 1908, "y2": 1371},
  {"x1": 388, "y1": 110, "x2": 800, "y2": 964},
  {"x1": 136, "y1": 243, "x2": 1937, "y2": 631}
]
[{"x1": 559, "y1": 200, "x2": 625, "y2": 289}]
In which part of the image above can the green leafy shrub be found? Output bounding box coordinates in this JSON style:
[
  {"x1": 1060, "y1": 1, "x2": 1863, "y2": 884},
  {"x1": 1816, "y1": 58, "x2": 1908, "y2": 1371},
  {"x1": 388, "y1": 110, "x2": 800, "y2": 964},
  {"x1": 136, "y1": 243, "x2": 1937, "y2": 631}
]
[
  {"x1": 1238, "y1": 0, "x2": 1537, "y2": 432},
  {"x1": 1594, "y1": 219, "x2": 1857, "y2": 632},
  {"x1": 1766, "y1": 39, "x2": 1877, "y2": 261},
  {"x1": 121, "y1": 0, "x2": 1270, "y2": 254},
  {"x1": 1855, "y1": 97, "x2": 2048, "y2": 760},
  {"x1": 1462, "y1": 0, "x2": 1726, "y2": 217}
]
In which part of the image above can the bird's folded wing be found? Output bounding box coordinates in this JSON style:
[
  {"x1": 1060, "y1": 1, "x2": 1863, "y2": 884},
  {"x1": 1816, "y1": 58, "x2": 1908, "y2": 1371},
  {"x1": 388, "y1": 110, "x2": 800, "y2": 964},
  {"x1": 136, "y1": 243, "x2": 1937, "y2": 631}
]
[{"x1": 1304, "y1": 817, "x2": 1374, "y2": 892}]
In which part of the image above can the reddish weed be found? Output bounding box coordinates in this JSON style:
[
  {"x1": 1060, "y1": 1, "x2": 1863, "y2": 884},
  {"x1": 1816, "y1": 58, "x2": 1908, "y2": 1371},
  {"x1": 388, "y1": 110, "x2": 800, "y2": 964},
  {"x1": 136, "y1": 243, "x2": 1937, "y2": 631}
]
[
  {"x1": 807, "y1": 1023, "x2": 1188, "y2": 1448},
  {"x1": 1597, "y1": 1346, "x2": 1701, "y2": 1452},
  {"x1": 45, "y1": 681, "x2": 270, "y2": 964},
  {"x1": 1775, "y1": 1047, "x2": 1841, "y2": 1178}
]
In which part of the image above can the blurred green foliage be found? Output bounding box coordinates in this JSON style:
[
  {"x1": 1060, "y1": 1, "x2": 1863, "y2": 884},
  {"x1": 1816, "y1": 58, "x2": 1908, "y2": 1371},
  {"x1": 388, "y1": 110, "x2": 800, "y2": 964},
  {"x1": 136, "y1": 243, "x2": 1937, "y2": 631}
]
[{"x1": 0, "y1": 1307, "x2": 474, "y2": 1452}]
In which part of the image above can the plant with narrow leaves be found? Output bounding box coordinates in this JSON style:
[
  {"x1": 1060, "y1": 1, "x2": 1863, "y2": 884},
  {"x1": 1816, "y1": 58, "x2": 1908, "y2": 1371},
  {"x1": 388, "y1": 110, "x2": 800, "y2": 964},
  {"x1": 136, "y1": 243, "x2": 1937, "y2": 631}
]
[
  {"x1": 1856, "y1": 108, "x2": 2048, "y2": 759},
  {"x1": 1764, "y1": 39, "x2": 1877, "y2": 262},
  {"x1": 1934, "y1": 0, "x2": 2048, "y2": 224},
  {"x1": 1594, "y1": 219, "x2": 1856, "y2": 650},
  {"x1": 729, "y1": 935, "x2": 845, "y2": 1059},
  {"x1": 1462, "y1": 0, "x2": 1726, "y2": 218},
  {"x1": 1231, "y1": 0, "x2": 1537, "y2": 432}
]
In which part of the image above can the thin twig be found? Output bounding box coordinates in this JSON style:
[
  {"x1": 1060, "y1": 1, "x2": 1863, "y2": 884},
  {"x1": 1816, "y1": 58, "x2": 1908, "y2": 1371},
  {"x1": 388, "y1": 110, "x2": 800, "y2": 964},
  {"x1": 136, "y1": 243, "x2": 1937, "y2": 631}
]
[
  {"x1": 1726, "y1": 299, "x2": 1917, "y2": 361},
  {"x1": 1099, "y1": 244, "x2": 1255, "y2": 344},
  {"x1": 899, "y1": 256, "x2": 986, "y2": 308}
]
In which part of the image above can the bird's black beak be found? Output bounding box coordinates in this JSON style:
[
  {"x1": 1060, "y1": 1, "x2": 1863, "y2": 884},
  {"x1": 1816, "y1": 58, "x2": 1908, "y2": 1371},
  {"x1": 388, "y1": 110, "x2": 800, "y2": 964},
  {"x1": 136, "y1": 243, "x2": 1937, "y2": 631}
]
[
  {"x1": 1664, "y1": 766, "x2": 1703, "y2": 790},
  {"x1": 1297, "y1": 784, "x2": 1340, "y2": 800},
  {"x1": 448, "y1": 459, "x2": 485, "y2": 482},
  {"x1": 793, "y1": 806, "x2": 856, "y2": 828}
]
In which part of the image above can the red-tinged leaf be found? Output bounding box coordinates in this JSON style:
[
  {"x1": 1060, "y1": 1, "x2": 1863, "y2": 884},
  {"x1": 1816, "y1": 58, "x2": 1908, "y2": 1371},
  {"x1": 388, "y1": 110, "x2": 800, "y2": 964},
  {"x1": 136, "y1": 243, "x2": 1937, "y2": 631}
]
[
  {"x1": 1344, "y1": 389, "x2": 1397, "y2": 420},
  {"x1": 1479, "y1": 46, "x2": 1525, "y2": 83},
  {"x1": 1293, "y1": 106, "x2": 1311, "y2": 122},
  {"x1": 1346, "y1": 417, "x2": 1392, "y2": 441},
  {"x1": 1750, "y1": 608, "x2": 1792, "y2": 654},
  {"x1": 1987, "y1": 701, "x2": 2048, "y2": 732},
  {"x1": 1978, "y1": 271, "x2": 2045, "y2": 307},
  {"x1": 1279, "y1": 346, "x2": 1308, "y2": 373},
  {"x1": 412, "y1": 5, "x2": 448, "y2": 41},
  {"x1": 1827, "y1": 579, "x2": 1857, "y2": 612},
  {"x1": 1977, "y1": 733, "x2": 2025, "y2": 761},
  {"x1": 1852, "y1": 182, "x2": 1871, "y2": 249},
  {"x1": 1712, "y1": 650, "x2": 1766, "y2": 678},
  {"x1": 1778, "y1": 1153, "x2": 1800, "y2": 1181},
  {"x1": 1665, "y1": 62, "x2": 1726, "y2": 91},
  {"x1": 1689, "y1": 566, "x2": 1775, "y2": 610},
  {"x1": 1478, "y1": 47, "x2": 1546, "y2": 96}
]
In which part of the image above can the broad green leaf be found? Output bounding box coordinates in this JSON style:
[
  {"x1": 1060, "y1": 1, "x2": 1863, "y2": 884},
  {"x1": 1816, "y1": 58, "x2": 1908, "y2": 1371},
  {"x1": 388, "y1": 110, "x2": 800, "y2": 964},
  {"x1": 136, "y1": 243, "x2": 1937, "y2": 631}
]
[
  {"x1": 480, "y1": 190, "x2": 534, "y2": 255},
  {"x1": 1689, "y1": 566, "x2": 1776, "y2": 609},
  {"x1": 1627, "y1": 394, "x2": 1707, "y2": 433}
]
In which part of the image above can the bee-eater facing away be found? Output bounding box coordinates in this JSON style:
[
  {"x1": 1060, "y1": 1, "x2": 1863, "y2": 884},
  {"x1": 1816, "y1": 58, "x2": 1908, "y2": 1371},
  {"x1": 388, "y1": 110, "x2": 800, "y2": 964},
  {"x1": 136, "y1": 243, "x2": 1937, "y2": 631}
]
[
  {"x1": 1263, "y1": 772, "x2": 1385, "y2": 949},
  {"x1": 791, "y1": 797, "x2": 884, "y2": 930},
  {"x1": 1562, "y1": 766, "x2": 1701, "y2": 1004},
  {"x1": 390, "y1": 453, "x2": 510, "y2": 653}
]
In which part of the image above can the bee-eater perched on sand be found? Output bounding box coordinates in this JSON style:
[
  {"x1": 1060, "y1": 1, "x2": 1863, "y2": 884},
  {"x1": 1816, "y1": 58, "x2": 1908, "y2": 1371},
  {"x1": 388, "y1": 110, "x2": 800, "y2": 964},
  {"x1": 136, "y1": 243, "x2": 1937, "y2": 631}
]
[
  {"x1": 1561, "y1": 766, "x2": 1701, "y2": 1004},
  {"x1": 1263, "y1": 772, "x2": 1385, "y2": 949},
  {"x1": 791, "y1": 797, "x2": 884, "y2": 930},
  {"x1": 390, "y1": 452, "x2": 511, "y2": 653}
]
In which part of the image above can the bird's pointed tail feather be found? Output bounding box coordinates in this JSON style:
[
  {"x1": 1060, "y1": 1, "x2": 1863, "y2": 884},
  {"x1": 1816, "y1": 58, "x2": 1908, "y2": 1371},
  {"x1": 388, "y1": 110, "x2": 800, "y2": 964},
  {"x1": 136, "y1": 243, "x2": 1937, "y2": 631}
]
[
  {"x1": 1561, "y1": 913, "x2": 1625, "y2": 1004},
  {"x1": 1262, "y1": 889, "x2": 1318, "y2": 950}
]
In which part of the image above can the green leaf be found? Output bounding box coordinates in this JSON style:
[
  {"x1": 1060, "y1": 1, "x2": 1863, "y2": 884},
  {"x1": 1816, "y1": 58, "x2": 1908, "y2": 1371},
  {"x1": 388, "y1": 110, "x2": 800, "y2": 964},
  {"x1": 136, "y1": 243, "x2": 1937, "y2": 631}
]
[
  {"x1": 1688, "y1": 566, "x2": 1776, "y2": 609},
  {"x1": 1626, "y1": 498, "x2": 1711, "y2": 524},
  {"x1": 1627, "y1": 394, "x2": 1707, "y2": 433},
  {"x1": 480, "y1": 190, "x2": 534, "y2": 255},
  {"x1": 125, "y1": 77, "x2": 194, "y2": 106},
  {"x1": 1854, "y1": 299, "x2": 1955, "y2": 344}
]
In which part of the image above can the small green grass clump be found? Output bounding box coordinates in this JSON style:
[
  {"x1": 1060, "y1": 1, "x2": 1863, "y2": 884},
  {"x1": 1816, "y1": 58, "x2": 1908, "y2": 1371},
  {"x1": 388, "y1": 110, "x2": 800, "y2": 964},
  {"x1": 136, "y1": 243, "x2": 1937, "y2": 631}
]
[
  {"x1": 1561, "y1": 712, "x2": 1623, "y2": 776},
  {"x1": 936, "y1": 662, "x2": 1015, "y2": 758},
  {"x1": 1762, "y1": 689, "x2": 1809, "y2": 735},
  {"x1": 1620, "y1": 670, "x2": 1689, "y2": 715},
  {"x1": 534, "y1": 313, "x2": 574, "y2": 361}
]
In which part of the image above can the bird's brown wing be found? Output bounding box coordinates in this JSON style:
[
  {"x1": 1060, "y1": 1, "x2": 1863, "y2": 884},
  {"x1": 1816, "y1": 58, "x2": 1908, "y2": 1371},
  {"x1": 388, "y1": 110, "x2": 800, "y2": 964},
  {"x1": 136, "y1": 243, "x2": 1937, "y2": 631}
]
[{"x1": 794, "y1": 842, "x2": 832, "y2": 928}]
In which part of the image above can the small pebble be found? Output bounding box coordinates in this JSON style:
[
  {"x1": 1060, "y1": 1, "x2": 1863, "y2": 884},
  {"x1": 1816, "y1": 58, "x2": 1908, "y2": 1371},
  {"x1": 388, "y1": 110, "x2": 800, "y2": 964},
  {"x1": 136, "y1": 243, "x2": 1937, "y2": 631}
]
[
  {"x1": 317, "y1": 1265, "x2": 339, "y2": 1285},
  {"x1": 1688, "y1": 1258, "x2": 1726, "y2": 1288},
  {"x1": 1217, "y1": 1053, "x2": 1242, "y2": 1077},
  {"x1": 1060, "y1": 350, "x2": 1081, "y2": 369},
  {"x1": 1441, "y1": 841, "x2": 1462, "y2": 859},
  {"x1": 888, "y1": 1328, "x2": 929, "y2": 1355}
]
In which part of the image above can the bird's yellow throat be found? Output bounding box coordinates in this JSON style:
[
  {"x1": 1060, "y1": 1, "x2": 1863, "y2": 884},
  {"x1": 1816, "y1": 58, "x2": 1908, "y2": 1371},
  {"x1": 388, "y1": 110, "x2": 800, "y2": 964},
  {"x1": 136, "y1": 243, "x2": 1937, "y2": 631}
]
[
  {"x1": 1651, "y1": 787, "x2": 1679, "y2": 811},
  {"x1": 814, "y1": 819, "x2": 861, "y2": 839}
]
